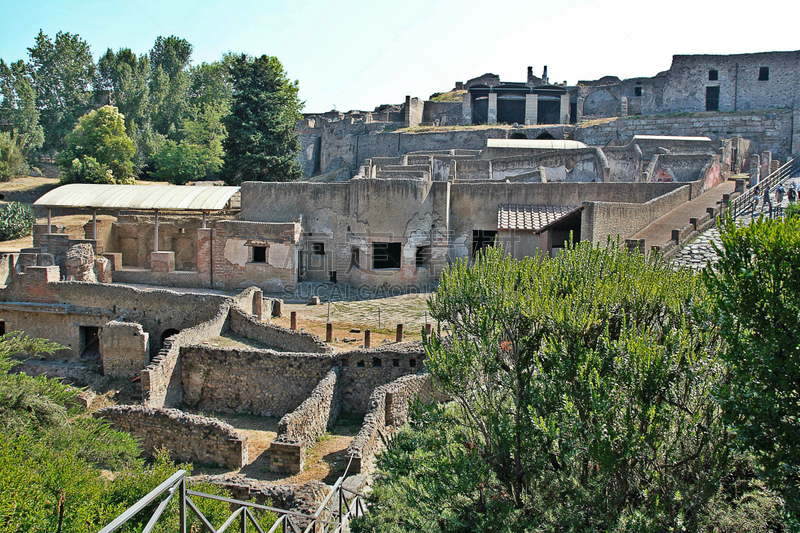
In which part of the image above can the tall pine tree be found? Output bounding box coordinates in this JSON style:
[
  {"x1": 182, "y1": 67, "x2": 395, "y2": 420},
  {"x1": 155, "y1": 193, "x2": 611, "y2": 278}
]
[{"x1": 221, "y1": 54, "x2": 302, "y2": 184}]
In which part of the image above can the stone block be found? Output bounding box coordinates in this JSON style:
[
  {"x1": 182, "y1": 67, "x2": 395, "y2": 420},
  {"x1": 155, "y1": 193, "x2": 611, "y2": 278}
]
[
  {"x1": 150, "y1": 251, "x2": 175, "y2": 273},
  {"x1": 103, "y1": 253, "x2": 122, "y2": 271},
  {"x1": 101, "y1": 321, "x2": 150, "y2": 377}
]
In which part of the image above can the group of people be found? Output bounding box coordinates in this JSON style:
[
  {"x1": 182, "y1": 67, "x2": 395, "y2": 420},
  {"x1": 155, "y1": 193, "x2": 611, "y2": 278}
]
[{"x1": 751, "y1": 181, "x2": 797, "y2": 217}]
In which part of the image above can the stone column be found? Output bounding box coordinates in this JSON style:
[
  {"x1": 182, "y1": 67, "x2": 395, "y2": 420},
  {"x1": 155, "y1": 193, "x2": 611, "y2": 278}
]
[
  {"x1": 461, "y1": 92, "x2": 472, "y2": 125},
  {"x1": 525, "y1": 94, "x2": 538, "y2": 125},
  {"x1": 560, "y1": 94, "x2": 571, "y2": 124},
  {"x1": 488, "y1": 93, "x2": 498, "y2": 125},
  {"x1": 620, "y1": 97, "x2": 628, "y2": 117}
]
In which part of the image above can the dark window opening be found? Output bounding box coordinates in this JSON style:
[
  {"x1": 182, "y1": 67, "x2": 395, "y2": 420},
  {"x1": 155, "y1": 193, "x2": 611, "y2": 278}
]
[
  {"x1": 497, "y1": 97, "x2": 526, "y2": 125},
  {"x1": 706, "y1": 86, "x2": 720, "y2": 112},
  {"x1": 357, "y1": 360, "x2": 365, "y2": 368},
  {"x1": 416, "y1": 246, "x2": 431, "y2": 268},
  {"x1": 372, "y1": 357, "x2": 382, "y2": 368},
  {"x1": 409, "y1": 358, "x2": 417, "y2": 368},
  {"x1": 79, "y1": 326, "x2": 101, "y2": 360},
  {"x1": 472, "y1": 230, "x2": 498, "y2": 258},
  {"x1": 759, "y1": 67, "x2": 769, "y2": 81},
  {"x1": 350, "y1": 247, "x2": 360, "y2": 270},
  {"x1": 535, "y1": 131, "x2": 555, "y2": 140},
  {"x1": 708, "y1": 69, "x2": 718, "y2": 81},
  {"x1": 341, "y1": 358, "x2": 349, "y2": 368},
  {"x1": 160, "y1": 328, "x2": 180, "y2": 348},
  {"x1": 392, "y1": 358, "x2": 400, "y2": 367},
  {"x1": 537, "y1": 99, "x2": 560, "y2": 124},
  {"x1": 252, "y1": 246, "x2": 267, "y2": 263},
  {"x1": 312, "y1": 242, "x2": 325, "y2": 255},
  {"x1": 0, "y1": 321, "x2": 5, "y2": 336},
  {"x1": 634, "y1": 86, "x2": 642, "y2": 96},
  {"x1": 509, "y1": 132, "x2": 527, "y2": 139},
  {"x1": 373, "y1": 242, "x2": 401, "y2": 269},
  {"x1": 569, "y1": 102, "x2": 577, "y2": 124}
]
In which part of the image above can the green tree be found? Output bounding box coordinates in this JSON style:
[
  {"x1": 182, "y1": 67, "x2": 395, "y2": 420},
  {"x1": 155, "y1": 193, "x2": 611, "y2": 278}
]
[
  {"x1": 356, "y1": 244, "x2": 783, "y2": 532},
  {"x1": 0, "y1": 131, "x2": 29, "y2": 182},
  {"x1": 56, "y1": 105, "x2": 136, "y2": 184},
  {"x1": 221, "y1": 54, "x2": 302, "y2": 184},
  {"x1": 704, "y1": 215, "x2": 800, "y2": 529},
  {"x1": 181, "y1": 59, "x2": 233, "y2": 165},
  {"x1": 151, "y1": 140, "x2": 219, "y2": 184},
  {"x1": 0, "y1": 201, "x2": 35, "y2": 240},
  {"x1": 27, "y1": 30, "x2": 95, "y2": 154},
  {"x1": 149, "y1": 36, "x2": 192, "y2": 138},
  {"x1": 0, "y1": 59, "x2": 44, "y2": 156}
]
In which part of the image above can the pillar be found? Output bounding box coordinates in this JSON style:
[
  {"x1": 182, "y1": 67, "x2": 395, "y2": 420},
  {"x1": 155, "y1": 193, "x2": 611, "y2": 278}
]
[
  {"x1": 461, "y1": 92, "x2": 472, "y2": 125},
  {"x1": 525, "y1": 94, "x2": 538, "y2": 125},
  {"x1": 290, "y1": 311, "x2": 297, "y2": 330},
  {"x1": 560, "y1": 94, "x2": 570, "y2": 124},
  {"x1": 153, "y1": 210, "x2": 159, "y2": 252},
  {"x1": 326, "y1": 323, "x2": 333, "y2": 343},
  {"x1": 253, "y1": 289, "x2": 263, "y2": 321},
  {"x1": 488, "y1": 93, "x2": 498, "y2": 125},
  {"x1": 364, "y1": 330, "x2": 371, "y2": 349},
  {"x1": 620, "y1": 97, "x2": 628, "y2": 117},
  {"x1": 396, "y1": 324, "x2": 404, "y2": 343}
]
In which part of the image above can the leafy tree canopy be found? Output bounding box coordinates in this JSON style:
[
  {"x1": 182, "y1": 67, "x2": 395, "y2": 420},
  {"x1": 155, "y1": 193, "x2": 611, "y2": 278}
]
[
  {"x1": 705, "y1": 215, "x2": 800, "y2": 529},
  {"x1": 0, "y1": 59, "x2": 44, "y2": 155},
  {"x1": 56, "y1": 105, "x2": 136, "y2": 184},
  {"x1": 221, "y1": 54, "x2": 303, "y2": 184}
]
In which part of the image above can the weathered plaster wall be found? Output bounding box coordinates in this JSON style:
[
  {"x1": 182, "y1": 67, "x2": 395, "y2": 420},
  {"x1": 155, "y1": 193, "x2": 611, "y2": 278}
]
[{"x1": 95, "y1": 405, "x2": 248, "y2": 469}]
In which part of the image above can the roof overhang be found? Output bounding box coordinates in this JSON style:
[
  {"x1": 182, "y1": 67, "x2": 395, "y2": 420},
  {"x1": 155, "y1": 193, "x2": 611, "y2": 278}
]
[
  {"x1": 34, "y1": 184, "x2": 241, "y2": 211},
  {"x1": 498, "y1": 204, "x2": 584, "y2": 232}
]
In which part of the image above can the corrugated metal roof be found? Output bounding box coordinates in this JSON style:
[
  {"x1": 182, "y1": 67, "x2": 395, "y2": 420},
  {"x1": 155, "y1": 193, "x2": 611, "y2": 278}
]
[
  {"x1": 498, "y1": 204, "x2": 582, "y2": 231},
  {"x1": 486, "y1": 139, "x2": 588, "y2": 150},
  {"x1": 632, "y1": 135, "x2": 712, "y2": 142},
  {"x1": 34, "y1": 184, "x2": 241, "y2": 211}
]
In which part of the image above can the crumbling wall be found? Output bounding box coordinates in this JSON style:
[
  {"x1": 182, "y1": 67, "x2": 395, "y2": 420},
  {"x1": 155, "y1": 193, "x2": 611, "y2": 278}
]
[
  {"x1": 346, "y1": 373, "x2": 434, "y2": 474},
  {"x1": 100, "y1": 320, "x2": 149, "y2": 377},
  {"x1": 141, "y1": 303, "x2": 230, "y2": 408},
  {"x1": 270, "y1": 367, "x2": 341, "y2": 473},
  {"x1": 229, "y1": 307, "x2": 329, "y2": 353},
  {"x1": 95, "y1": 405, "x2": 248, "y2": 469},
  {"x1": 338, "y1": 343, "x2": 427, "y2": 413},
  {"x1": 180, "y1": 345, "x2": 336, "y2": 416}
]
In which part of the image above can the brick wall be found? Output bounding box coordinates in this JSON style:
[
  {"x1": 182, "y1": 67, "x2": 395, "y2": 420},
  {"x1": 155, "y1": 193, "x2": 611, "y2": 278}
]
[{"x1": 95, "y1": 405, "x2": 248, "y2": 469}]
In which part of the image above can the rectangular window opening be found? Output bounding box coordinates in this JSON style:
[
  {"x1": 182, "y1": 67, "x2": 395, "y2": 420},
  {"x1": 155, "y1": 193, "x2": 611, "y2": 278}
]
[
  {"x1": 312, "y1": 242, "x2": 325, "y2": 255},
  {"x1": 409, "y1": 358, "x2": 417, "y2": 368},
  {"x1": 759, "y1": 67, "x2": 769, "y2": 81},
  {"x1": 252, "y1": 246, "x2": 267, "y2": 263},
  {"x1": 392, "y1": 358, "x2": 400, "y2": 367},
  {"x1": 372, "y1": 357, "x2": 382, "y2": 368},
  {"x1": 341, "y1": 358, "x2": 349, "y2": 368},
  {"x1": 0, "y1": 321, "x2": 5, "y2": 336},
  {"x1": 416, "y1": 245, "x2": 431, "y2": 268},
  {"x1": 708, "y1": 69, "x2": 718, "y2": 81},
  {"x1": 472, "y1": 230, "x2": 498, "y2": 258},
  {"x1": 350, "y1": 247, "x2": 360, "y2": 270},
  {"x1": 373, "y1": 242, "x2": 402, "y2": 270},
  {"x1": 356, "y1": 360, "x2": 365, "y2": 368},
  {"x1": 634, "y1": 86, "x2": 642, "y2": 96}
]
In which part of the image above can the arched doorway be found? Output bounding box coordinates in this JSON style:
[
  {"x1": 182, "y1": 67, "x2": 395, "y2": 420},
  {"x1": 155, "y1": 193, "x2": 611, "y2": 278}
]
[
  {"x1": 536, "y1": 131, "x2": 555, "y2": 140},
  {"x1": 160, "y1": 328, "x2": 180, "y2": 349},
  {"x1": 510, "y1": 132, "x2": 528, "y2": 140}
]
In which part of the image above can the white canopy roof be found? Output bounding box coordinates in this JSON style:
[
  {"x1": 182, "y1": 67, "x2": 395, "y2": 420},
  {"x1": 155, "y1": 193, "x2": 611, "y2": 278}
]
[
  {"x1": 486, "y1": 139, "x2": 588, "y2": 149},
  {"x1": 35, "y1": 184, "x2": 241, "y2": 211}
]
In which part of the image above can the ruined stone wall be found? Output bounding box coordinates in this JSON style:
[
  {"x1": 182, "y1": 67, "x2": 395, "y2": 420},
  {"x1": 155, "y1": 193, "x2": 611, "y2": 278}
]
[
  {"x1": 100, "y1": 320, "x2": 149, "y2": 378},
  {"x1": 270, "y1": 368, "x2": 341, "y2": 474},
  {"x1": 577, "y1": 111, "x2": 792, "y2": 160},
  {"x1": 95, "y1": 405, "x2": 248, "y2": 469},
  {"x1": 180, "y1": 345, "x2": 337, "y2": 416},
  {"x1": 228, "y1": 307, "x2": 329, "y2": 353},
  {"x1": 346, "y1": 373, "x2": 434, "y2": 474},
  {"x1": 338, "y1": 342, "x2": 427, "y2": 414},
  {"x1": 141, "y1": 303, "x2": 230, "y2": 408},
  {"x1": 650, "y1": 154, "x2": 715, "y2": 183},
  {"x1": 422, "y1": 101, "x2": 462, "y2": 126}
]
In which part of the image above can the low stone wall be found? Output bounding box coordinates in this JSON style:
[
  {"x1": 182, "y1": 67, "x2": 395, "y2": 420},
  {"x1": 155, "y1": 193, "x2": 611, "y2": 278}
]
[
  {"x1": 346, "y1": 373, "x2": 433, "y2": 474},
  {"x1": 181, "y1": 345, "x2": 336, "y2": 416},
  {"x1": 95, "y1": 405, "x2": 248, "y2": 469},
  {"x1": 229, "y1": 307, "x2": 329, "y2": 354},
  {"x1": 271, "y1": 367, "x2": 342, "y2": 473},
  {"x1": 141, "y1": 303, "x2": 230, "y2": 408},
  {"x1": 338, "y1": 342, "x2": 427, "y2": 413}
]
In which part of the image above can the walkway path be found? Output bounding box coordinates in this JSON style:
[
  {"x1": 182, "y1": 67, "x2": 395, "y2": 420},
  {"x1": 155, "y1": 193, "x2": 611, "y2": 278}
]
[{"x1": 631, "y1": 180, "x2": 736, "y2": 250}]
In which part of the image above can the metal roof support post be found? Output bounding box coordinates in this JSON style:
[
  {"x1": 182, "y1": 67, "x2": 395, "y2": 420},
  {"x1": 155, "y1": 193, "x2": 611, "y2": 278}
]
[
  {"x1": 92, "y1": 209, "x2": 97, "y2": 240},
  {"x1": 154, "y1": 210, "x2": 159, "y2": 253},
  {"x1": 47, "y1": 208, "x2": 52, "y2": 234},
  {"x1": 202, "y1": 211, "x2": 207, "y2": 229}
]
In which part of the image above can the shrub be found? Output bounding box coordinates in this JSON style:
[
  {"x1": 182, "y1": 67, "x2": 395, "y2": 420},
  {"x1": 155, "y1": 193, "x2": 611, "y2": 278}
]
[
  {"x1": 0, "y1": 201, "x2": 35, "y2": 241},
  {"x1": 0, "y1": 131, "x2": 28, "y2": 182},
  {"x1": 151, "y1": 140, "x2": 219, "y2": 184}
]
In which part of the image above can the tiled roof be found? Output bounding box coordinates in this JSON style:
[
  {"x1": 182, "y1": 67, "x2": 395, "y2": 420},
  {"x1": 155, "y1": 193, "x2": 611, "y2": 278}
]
[{"x1": 497, "y1": 204, "x2": 581, "y2": 231}]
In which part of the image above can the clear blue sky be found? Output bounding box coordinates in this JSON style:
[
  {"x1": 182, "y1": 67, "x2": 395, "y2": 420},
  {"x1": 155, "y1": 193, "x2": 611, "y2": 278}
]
[{"x1": 1, "y1": 0, "x2": 797, "y2": 113}]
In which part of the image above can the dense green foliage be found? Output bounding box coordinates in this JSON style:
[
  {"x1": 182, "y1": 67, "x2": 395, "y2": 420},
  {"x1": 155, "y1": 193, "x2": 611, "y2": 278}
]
[
  {"x1": 355, "y1": 244, "x2": 784, "y2": 532},
  {"x1": 705, "y1": 215, "x2": 800, "y2": 529},
  {"x1": 0, "y1": 132, "x2": 29, "y2": 182},
  {"x1": 221, "y1": 54, "x2": 303, "y2": 184},
  {"x1": 56, "y1": 105, "x2": 136, "y2": 184},
  {"x1": 1, "y1": 31, "x2": 282, "y2": 183},
  {"x1": 0, "y1": 332, "x2": 276, "y2": 532},
  {"x1": 0, "y1": 201, "x2": 35, "y2": 241},
  {"x1": 151, "y1": 140, "x2": 220, "y2": 184}
]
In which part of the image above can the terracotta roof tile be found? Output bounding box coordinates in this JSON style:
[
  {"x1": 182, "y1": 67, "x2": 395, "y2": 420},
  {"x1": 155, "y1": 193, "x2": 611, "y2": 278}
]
[{"x1": 497, "y1": 204, "x2": 581, "y2": 231}]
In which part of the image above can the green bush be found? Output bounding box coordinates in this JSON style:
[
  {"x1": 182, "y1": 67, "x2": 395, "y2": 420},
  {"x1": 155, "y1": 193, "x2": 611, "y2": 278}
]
[
  {"x1": 0, "y1": 131, "x2": 28, "y2": 182},
  {"x1": 151, "y1": 140, "x2": 219, "y2": 184},
  {"x1": 0, "y1": 201, "x2": 35, "y2": 241}
]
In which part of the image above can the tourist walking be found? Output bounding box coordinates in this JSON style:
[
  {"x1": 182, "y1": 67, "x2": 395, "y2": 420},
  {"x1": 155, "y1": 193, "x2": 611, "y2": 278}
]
[
  {"x1": 763, "y1": 187, "x2": 773, "y2": 218},
  {"x1": 789, "y1": 183, "x2": 797, "y2": 205}
]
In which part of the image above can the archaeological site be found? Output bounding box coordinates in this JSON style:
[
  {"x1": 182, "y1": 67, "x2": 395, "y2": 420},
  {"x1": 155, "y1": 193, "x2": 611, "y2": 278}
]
[{"x1": 2, "y1": 48, "x2": 799, "y2": 517}]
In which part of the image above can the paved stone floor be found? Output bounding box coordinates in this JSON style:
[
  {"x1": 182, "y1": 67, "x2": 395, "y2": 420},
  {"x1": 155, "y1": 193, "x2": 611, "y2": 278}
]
[{"x1": 671, "y1": 177, "x2": 800, "y2": 271}]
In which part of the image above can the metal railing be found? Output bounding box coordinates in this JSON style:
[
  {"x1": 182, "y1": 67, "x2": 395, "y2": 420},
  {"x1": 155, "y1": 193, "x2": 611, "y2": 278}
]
[
  {"x1": 729, "y1": 158, "x2": 799, "y2": 219},
  {"x1": 97, "y1": 469, "x2": 366, "y2": 533}
]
